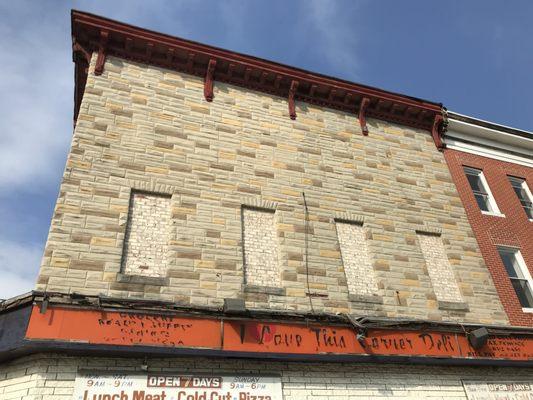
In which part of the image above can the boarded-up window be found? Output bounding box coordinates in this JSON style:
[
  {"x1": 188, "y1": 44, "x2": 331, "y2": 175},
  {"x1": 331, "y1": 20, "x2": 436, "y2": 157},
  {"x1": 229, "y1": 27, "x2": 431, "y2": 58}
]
[
  {"x1": 122, "y1": 192, "x2": 171, "y2": 277},
  {"x1": 336, "y1": 221, "x2": 378, "y2": 296},
  {"x1": 417, "y1": 233, "x2": 463, "y2": 303},
  {"x1": 242, "y1": 207, "x2": 280, "y2": 286}
]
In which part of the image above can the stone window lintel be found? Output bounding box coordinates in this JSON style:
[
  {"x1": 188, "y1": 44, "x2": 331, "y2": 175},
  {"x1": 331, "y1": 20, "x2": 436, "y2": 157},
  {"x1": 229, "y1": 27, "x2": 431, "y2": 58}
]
[
  {"x1": 437, "y1": 300, "x2": 470, "y2": 312},
  {"x1": 243, "y1": 284, "x2": 286, "y2": 296},
  {"x1": 116, "y1": 273, "x2": 169, "y2": 286},
  {"x1": 348, "y1": 293, "x2": 383, "y2": 304}
]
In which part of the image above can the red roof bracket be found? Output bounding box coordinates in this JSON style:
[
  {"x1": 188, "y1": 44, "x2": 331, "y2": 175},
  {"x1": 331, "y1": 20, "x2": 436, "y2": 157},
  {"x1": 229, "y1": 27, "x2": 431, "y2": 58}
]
[
  {"x1": 274, "y1": 75, "x2": 282, "y2": 89},
  {"x1": 166, "y1": 48, "x2": 175, "y2": 64},
  {"x1": 94, "y1": 30, "x2": 109, "y2": 76},
  {"x1": 71, "y1": 11, "x2": 443, "y2": 128},
  {"x1": 359, "y1": 97, "x2": 371, "y2": 135},
  {"x1": 431, "y1": 114, "x2": 445, "y2": 151},
  {"x1": 204, "y1": 58, "x2": 217, "y2": 102},
  {"x1": 187, "y1": 53, "x2": 195, "y2": 73},
  {"x1": 72, "y1": 40, "x2": 91, "y2": 65},
  {"x1": 289, "y1": 80, "x2": 299, "y2": 120}
]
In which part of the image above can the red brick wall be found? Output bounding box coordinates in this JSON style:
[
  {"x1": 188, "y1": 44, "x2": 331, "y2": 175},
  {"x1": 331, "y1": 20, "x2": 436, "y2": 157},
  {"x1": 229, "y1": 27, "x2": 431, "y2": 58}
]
[{"x1": 444, "y1": 149, "x2": 533, "y2": 326}]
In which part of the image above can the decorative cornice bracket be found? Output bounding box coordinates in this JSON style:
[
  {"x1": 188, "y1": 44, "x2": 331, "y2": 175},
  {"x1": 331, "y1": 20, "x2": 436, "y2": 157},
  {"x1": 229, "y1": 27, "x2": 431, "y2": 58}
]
[
  {"x1": 289, "y1": 80, "x2": 299, "y2": 120},
  {"x1": 359, "y1": 97, "x2": 371, "y2": 135},
  {"x1": 71, "y1": 11, "x2": 443, "y2": 130},
  {"x1": 204, "y1": 58, "x2": 217, "y2": 102},
  {"x1": 72, "y1": 40, "x2": 91, "y2": 65},
  {"x1": 94, "y1": 30, "x2": 109, "y2": 76},
  {"x1": 431, "y1": 114, "x2": 446, "y2": 151}
]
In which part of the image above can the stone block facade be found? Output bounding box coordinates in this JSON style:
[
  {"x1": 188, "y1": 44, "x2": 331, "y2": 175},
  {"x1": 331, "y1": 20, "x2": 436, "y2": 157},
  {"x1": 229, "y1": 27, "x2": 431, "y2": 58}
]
[
  {"x1": 35, "y1": 53, "x2": 508, "y2": 324},
  {"x1": 1, "y1": 354, "x2": 533, "y2": 400}
]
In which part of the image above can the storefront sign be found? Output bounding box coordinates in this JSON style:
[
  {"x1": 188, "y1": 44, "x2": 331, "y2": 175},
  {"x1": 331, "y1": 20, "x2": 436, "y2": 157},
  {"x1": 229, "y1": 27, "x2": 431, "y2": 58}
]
[
  {"x1": 25, "y1": 306, "x2": 533, "y2": 362},
  {"x1": 462, "y1": 380, "x2": 533, "y2": 400},
  {"x1": 223, "y1": 321, "x2": 533, "y2": 361},
  {"x1": 26, "y1": 306, "x2": 221, "y2": 348},
  {"x1": 72, "y1": 372, "x2": 283, "y2": 400}
]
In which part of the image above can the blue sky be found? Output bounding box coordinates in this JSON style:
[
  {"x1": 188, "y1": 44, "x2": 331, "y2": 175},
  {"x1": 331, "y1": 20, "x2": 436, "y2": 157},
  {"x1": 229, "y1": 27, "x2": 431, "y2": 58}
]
[{"x1": 0, "y1": 0, "x2": 532, "y2": 298}]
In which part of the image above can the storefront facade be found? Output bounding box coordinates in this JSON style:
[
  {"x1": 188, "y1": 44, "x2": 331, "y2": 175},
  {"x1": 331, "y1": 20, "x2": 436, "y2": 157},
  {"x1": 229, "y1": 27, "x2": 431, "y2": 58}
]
[{"x1": 1, "y1": 10, "x2": 532, "y2": 400}]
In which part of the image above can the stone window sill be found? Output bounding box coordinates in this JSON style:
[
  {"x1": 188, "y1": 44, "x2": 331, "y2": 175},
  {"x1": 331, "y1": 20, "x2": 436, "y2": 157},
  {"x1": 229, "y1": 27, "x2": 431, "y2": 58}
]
[
  {"x1": 116, "y1": 273, "x2": 169, "y2": 286},
  {"x1": 244, "y1": 284, "x2": 286, "y2": 296},
  {"x1": 481, "y1": 211, "x2": 505, "y2": 218},
  {"x1": 438, "y1": 300, "x2": 469, "y2": 312},
  {"x1": 348, "y1": 293, "x2": 383, "y2": 304}
]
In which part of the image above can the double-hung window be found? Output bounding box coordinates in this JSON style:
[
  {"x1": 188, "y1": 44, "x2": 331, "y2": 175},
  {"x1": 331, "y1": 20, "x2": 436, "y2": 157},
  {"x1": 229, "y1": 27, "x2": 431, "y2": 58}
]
[
  {"x1": 463, "y1": 166, "x2": 500, "y2": 214},
  {"x1": 508, "y1": 176, "x2": 533, "y2": 219},
  {"x1": 497, "y1": 247, "x2": 533, "y2": 310}
]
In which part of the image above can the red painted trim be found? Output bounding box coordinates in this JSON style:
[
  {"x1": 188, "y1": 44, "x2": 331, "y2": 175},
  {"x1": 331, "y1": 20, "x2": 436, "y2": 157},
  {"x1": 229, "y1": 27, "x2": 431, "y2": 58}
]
[
  {"x1": 289, "y1": 80, "x2": 299, "y2": 120},
  {"x1": 204, "y1": 58, "x2": 217, "y2": 102},
  {"x1": 94, "y1": 30, "x2": 108, "y2": 76},
  {"x1": 25, "y1": 305, "x2": 533, "y2": 361},
  {"x1": 71, "y1": 10, "x2": 441, "y2": 129},
  {"x1": 72, "y1": 41, "x2": 91, "y2": 65},
  {"x1": 359, "y1": 97, "x2": 370, "y2": 135},
  {"x1": 431, "y1": 114, "x2": 445, "y2": 151}
]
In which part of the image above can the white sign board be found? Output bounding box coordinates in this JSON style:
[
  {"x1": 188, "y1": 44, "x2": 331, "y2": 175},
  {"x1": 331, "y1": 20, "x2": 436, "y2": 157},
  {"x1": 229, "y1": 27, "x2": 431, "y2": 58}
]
[
  {"x1": 462, "y1": 380, "x2": 533, "y2": 400},
  {"x1": 73, "y1": 372, "x2": 283, "y2": 400}
]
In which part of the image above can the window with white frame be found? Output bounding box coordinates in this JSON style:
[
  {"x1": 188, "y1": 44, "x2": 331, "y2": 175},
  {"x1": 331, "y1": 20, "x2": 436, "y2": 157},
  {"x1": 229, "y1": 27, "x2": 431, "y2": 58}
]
[
  {"x1": 508, "y1": 176, "x2": 533, "y2": 219},
  {"x1": 497, "y1": 247, "x2": 533, "y2": 309},
  {"x1": 463, "y1": 166, "x2": 500, "y2": 214}
]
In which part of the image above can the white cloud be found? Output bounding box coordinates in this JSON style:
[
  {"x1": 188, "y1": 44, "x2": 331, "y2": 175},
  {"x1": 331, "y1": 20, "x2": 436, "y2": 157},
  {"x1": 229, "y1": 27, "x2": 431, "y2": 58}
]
[
  {"x1": 303, "y1": 0, "x2": 364, "y2": 79},
  {"x1": 0, "y1": 3, "x2": 72, "y2": 191},
  {"x1": 0, "y1": 272, "x2": 36, "y2": 300},
  {"x1": 0, "y1": 239, "x2": 42, "y2": 299}
]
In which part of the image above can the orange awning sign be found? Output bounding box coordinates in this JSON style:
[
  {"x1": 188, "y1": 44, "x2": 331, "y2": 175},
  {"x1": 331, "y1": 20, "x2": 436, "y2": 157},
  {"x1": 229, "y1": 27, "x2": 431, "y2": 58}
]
[
  {"x1": 25, "y1": 306, "x2": 533, "y2": 361},
  {"x1": 26, "y1": 306, "x2": 222, "y2": 348}
]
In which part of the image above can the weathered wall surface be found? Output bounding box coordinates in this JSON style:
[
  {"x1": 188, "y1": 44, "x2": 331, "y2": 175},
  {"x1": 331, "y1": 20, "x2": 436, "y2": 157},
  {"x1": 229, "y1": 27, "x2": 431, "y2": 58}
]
[
  {"x1": 1, "y1": 354, "x2": 532, "y2": 400},
  {"x1": 36, "y1": 53, "x2": 507, "y2": 324}
]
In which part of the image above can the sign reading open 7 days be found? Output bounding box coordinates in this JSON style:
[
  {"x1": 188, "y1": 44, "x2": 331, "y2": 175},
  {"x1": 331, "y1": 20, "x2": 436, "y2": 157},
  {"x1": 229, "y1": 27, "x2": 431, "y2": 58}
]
[{"x1": 73, "y1": 373, "x2": 283, "y2": 400}]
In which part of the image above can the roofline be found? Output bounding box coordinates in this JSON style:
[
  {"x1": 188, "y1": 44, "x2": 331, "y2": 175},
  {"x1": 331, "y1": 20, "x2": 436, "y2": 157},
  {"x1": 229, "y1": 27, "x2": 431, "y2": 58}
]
[
  {"x1": 70, "y1": 9, "x2": 442, "y2": 131},
  {"x1": 444, "y1": 111, "x2": 533, "y2": 166},
  {"x1": 447, "y1": 111, "x2": 533, "y2": 140}
]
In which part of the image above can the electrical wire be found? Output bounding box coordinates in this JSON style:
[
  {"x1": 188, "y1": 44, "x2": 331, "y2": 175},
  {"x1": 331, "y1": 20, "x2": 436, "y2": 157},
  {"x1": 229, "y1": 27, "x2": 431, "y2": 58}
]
[{"x1": 302, "y1": 191, "x2": 315, "y2": 314}]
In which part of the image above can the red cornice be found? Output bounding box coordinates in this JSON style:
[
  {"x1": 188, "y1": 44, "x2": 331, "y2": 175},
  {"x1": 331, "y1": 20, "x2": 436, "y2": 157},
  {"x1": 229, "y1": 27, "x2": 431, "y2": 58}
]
[{"x1": 71, "y1": 10, "x2": 442, "y2": 131}]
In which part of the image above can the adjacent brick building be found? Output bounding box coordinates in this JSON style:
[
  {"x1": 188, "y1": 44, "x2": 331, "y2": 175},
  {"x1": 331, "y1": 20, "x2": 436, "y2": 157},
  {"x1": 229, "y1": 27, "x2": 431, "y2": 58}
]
[
  {"x1": 443, "y1": 112, "x2": 533, "y2": 326},
  {"x1": 0, "y1": 10, "x2": 532, "y2": 400}
]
